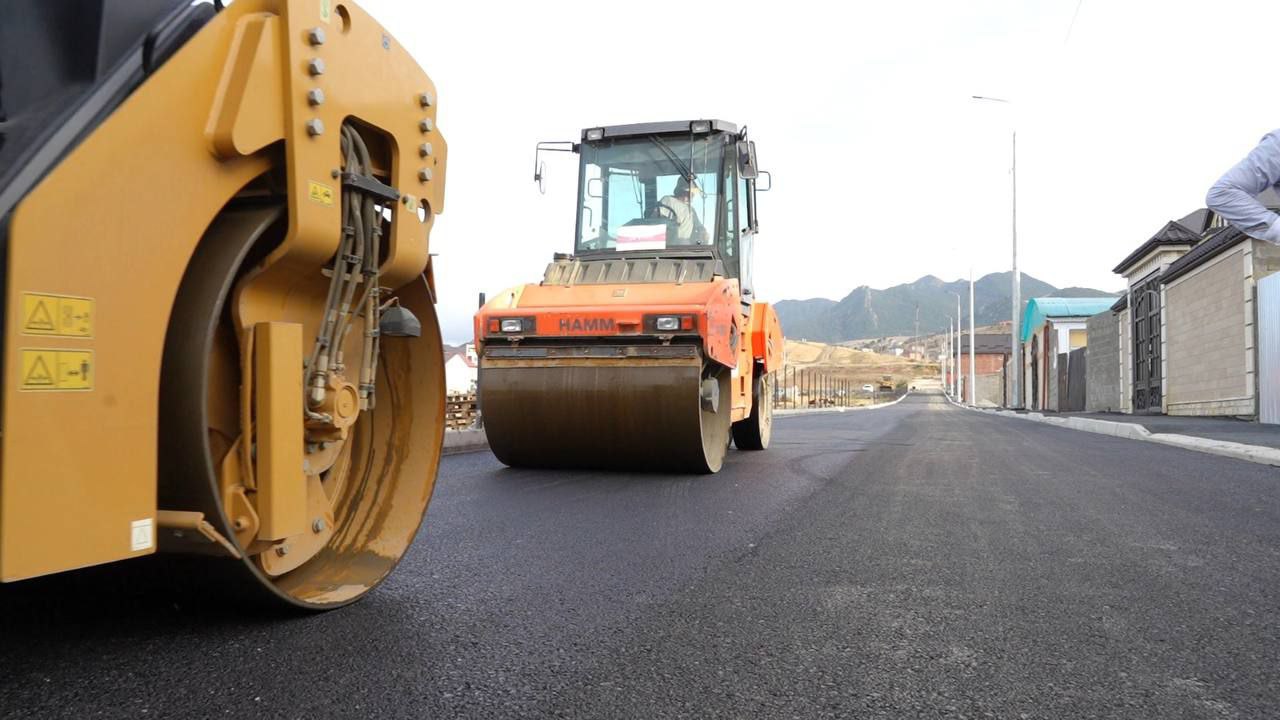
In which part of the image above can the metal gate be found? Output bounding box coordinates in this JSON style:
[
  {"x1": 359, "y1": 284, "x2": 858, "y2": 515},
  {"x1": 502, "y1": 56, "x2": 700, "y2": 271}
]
[
  {"x1": 1260, "y1": 273, "x2": 1280, "y2": 424},
  {"x1": 1132, "y1": 278, "x2": 1162, "y2": 414}
]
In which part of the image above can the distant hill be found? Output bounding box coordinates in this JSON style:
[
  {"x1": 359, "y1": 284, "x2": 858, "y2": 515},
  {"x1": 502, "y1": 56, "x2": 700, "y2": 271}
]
[{"x1": 775, "y1": 272, "x2": 1118, "y2": 343}]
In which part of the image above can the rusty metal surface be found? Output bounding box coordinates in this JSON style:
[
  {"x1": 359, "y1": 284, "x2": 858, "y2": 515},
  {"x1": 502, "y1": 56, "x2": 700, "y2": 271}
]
[{"x1": 480, "y1": 357, "x2": 731, "y2": 473}]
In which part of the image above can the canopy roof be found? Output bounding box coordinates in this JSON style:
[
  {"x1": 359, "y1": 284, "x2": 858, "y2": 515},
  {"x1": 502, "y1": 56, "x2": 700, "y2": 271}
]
[{"x1": 1021, "y1": 298, "x2": 1117, "y2": 342}]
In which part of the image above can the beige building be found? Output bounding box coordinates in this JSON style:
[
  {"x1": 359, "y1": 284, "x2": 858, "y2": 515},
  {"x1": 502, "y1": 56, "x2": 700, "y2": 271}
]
[{"x1": 1103, "y1": 193, "x2": 1280, "y2": 418}]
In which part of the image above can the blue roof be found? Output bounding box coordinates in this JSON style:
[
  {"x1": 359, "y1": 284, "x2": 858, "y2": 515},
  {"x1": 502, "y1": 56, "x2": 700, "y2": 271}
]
[{"x1": 1021, "y1": 297, "x2": 1116, "y2": 342}]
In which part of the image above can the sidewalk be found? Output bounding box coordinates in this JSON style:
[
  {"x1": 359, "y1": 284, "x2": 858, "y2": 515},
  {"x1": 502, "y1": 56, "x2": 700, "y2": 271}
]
[
  {"x1": 959, "y1": 397, "x2": 1280, "y2": 468},
  {"x1": 1061, "y1": 412, "x2": 1280, "y2": 451}
]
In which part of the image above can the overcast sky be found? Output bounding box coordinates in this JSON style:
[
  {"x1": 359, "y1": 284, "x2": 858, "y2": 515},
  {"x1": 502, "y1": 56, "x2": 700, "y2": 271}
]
[{"x1": 359, "y1": 0, "x2": 1280, "y2": 343}]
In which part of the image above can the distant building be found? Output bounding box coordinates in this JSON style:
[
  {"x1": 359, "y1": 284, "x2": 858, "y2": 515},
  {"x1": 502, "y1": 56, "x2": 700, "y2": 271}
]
[
  {"x1": 445, "y1": 344, "x2": 478, "y2": 394},
  {"x1": 1020, "y1": 297, "x2": 1116, "y2": 411},
  {"x1": 949, "y1": 333, "x2": 1012, "y2": 407}
]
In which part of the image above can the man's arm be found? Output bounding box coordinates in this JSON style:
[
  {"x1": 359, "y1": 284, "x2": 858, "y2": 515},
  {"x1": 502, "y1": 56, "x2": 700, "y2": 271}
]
[{"x1": 1206, "y1": 130, "x2": 1280, "y2": 244}]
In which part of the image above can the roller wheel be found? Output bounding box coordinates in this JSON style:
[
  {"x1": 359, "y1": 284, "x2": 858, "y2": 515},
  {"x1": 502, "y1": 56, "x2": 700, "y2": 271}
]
[
  {"x1": 158, "y1": 203, "x2": 444, "y2": 610},
  {"x1": 732, "y1": 371, "x2": 772, "y2": 451},
  {"x1": 481, "y1": 358, "x2": 732, "y2": 474}
]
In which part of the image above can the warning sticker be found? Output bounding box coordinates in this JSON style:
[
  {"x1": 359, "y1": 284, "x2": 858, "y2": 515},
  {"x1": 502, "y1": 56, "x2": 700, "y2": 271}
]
[
  {"x1": 308, "y1": 180, "x2": 335, "y2": 206},
  {"x1": 131, "y1": 518, "x2": 154, "y2": 552},
  {"x1": 319, "y1": 0, "x2": 332, "y2": 24},
  {"x1": 19, "y1": 349, "x2": 93, "y2": 392},
  {"x1": 22, "y1": 293, "x2": 93, "y2": 337}
]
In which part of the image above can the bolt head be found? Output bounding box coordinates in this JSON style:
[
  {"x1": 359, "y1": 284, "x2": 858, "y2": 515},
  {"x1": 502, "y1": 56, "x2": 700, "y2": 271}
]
[
  {"x1": 307, "y1": 57, "x2": 326, "y2": 76},
  {"x1": 419, "y1": 118, "x2": 434, "y2": 133},
  {"x1": 307, "y1": 88, "x2": 325, "y2": 106},
  {"x1": 307, "y1": 27, "x2": 326, "y2": 46},
  {"x1": 419, "y1": 142, "x2": 433, "y2": 158},
  {"x1": 306, "y1": 118, "x2": 325, "y2": 137},
  {"x1": 275, "y1": 545, "x2": 290, "y2": 557},
  {"x1": 312, "y1": 518, "x2": 327, "y2": 533},
  {"x1": 418, "y1": 91, "x2": 435, "y2": 108},
  {"x1": 418, "y1": 168, "x2": 433, "y2": 183}
]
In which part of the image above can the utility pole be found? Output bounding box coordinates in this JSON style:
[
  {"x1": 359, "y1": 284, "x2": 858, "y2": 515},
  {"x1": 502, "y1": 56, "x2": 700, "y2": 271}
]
[
  {"x1": 954, "y1": 293, "x2": 962, "y2": 398},
  {"x1": 971, "y1": 95, "x2": 1021, "y2": 408},
  {"x1": 969, "y1": 270, "x2": 977, "y2": 406},
  {"x1": 946, "y1": 318, "x2": 952, "y2": 395}
]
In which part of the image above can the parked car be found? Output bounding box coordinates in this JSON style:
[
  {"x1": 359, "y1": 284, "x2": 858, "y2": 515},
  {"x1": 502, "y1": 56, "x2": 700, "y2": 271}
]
[{"x1": 861, "y1": 384, "x2": 875, "y2": 393}]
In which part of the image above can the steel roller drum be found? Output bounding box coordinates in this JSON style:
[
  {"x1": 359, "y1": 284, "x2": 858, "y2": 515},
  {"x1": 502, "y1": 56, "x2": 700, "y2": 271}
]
[{"x1": 480, "y1": 351, "x2": 732, "y2": 474}]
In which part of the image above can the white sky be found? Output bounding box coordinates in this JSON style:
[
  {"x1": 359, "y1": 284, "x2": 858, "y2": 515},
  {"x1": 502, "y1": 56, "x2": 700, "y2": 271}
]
[{"x1": 358, "y1": 0, "x2": 1280, "y2": 343}]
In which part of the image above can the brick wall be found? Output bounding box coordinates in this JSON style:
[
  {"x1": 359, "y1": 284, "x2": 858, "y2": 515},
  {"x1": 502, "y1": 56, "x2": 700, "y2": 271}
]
[
  {"x1": 1164, "y1": 247, "x2": 1254, "y2": 417},
  {"x1": 1086, "y1": 311, "x2": 1120, "y2": 412}
]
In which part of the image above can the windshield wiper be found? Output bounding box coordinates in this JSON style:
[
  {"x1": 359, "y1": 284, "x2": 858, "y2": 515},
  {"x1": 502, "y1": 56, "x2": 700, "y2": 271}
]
[{"x1": 648, "y1": 135, "x2": 694, "y2": 182}]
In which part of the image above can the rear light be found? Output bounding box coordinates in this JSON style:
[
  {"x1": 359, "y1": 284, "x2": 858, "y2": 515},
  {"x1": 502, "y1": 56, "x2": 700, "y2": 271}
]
[
  {"x1": 500, "y1": 318, "x2": 524, "y2": 333},
  {"x1": 654, "y1": 316, "x2": 680, "y2": 331}
]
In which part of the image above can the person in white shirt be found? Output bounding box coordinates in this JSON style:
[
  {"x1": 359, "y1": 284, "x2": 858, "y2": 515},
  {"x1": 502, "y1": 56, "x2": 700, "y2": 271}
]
[
  {"x1": 1206, "y1": 129, "x2": 1280, "y2": 244},
  {"x1": 656, "y1": 176, "x2": 709, "y2": 245}
]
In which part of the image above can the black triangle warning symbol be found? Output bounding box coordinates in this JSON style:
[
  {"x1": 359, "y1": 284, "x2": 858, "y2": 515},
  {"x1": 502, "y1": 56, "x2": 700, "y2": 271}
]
[
  {"x1": 24, "y1": 356, "x2": 54, "y2": 386},
  {"x1": 25, "y1": 301, "x2": 55, "y2": 332}
]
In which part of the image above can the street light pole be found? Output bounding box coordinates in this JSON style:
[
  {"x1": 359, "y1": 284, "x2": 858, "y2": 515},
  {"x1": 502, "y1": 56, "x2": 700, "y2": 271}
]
[
  {"x1": 972, "y1": 95, "x2": 1021, "y2": 409},
  {"x1": 954, "y1": 294, "x2": 962, "y2": 398},
  {"x1": 969, "y1": 270, "x2": 977, "y2": 406},
  {"x1": 947, "y1": 317, "x2": 953, "y2": 395}
]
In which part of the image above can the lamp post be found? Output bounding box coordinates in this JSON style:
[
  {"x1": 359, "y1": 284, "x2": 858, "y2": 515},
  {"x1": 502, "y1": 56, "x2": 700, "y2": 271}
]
[
  {"x1": 969, "y1": 270, "x2": 977, "y2": 406},
  {"x1": 953, "y1": 292, "x2": 962, "y2": 399},
  {"x1": 972, "y1": 95, "x2": 1021, "y2": 408},
  {"x1": 947, "y1": 317, "x2": 953, "y2": 395}
]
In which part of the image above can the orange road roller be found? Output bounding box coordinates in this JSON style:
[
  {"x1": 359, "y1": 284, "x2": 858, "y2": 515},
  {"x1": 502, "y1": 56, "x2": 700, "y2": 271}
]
[
  {"x1": 475, "y1": 120, "x2": 784, "y2": 473},
  {"x1": 0, "y1": 0, "x2": 447, "y2": 608}
]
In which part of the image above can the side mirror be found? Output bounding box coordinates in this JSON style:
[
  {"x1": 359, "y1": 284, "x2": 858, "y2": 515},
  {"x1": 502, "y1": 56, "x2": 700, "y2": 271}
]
[{"x1": 737, "y1": 140, "x2": 759, "y2": 180}]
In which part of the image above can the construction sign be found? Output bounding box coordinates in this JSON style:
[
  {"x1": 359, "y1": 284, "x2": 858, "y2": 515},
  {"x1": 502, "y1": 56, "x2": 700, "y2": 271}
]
[
  {"x1": 20, "y1": 349, "x2": 93, "y2": 392},
  {"x1": 22, "y1": 292, "x2": 94, "y2": 338}
]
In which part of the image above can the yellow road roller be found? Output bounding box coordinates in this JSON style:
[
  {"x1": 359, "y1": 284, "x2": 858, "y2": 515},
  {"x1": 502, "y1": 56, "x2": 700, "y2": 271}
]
[{"x1": 0, "y1": 0, "x2": 447, "y2": 608}]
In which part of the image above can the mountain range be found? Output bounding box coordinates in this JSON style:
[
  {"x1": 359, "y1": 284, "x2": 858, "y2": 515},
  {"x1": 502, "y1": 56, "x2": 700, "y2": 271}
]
[{"x1": 774, "y1": 272, "x2": 1117, "y2": 343}]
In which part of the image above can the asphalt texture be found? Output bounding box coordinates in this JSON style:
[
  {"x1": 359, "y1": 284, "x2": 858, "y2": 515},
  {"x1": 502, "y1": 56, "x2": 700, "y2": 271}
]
[{"x1": 4, "y1": 390, "x2": 1280, "y2": 718}]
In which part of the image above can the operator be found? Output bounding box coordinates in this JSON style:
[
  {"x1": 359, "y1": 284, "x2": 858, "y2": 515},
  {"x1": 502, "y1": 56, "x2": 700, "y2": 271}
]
[
  {"x1": 1206, "y1": 129, "x2": 1280, "y2": 244},
  {"x1": 656, "y1": 176, "x2": 710, "y2": 245}
]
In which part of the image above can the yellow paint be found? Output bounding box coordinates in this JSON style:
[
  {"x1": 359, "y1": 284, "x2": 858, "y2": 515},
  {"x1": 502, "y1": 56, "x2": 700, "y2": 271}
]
[
  {"x1": 19, "y1": 349, "x2": 93, "y2": 392},
  {"x1": 307, "y1": 180, "x2": 335, "y2": 206},
  {"x1": 22, "y1": 293, "x2": 94, "y2": 337},
  {"x1": 1069, "y1": 329, "x2": 1088, "y2": 349}
]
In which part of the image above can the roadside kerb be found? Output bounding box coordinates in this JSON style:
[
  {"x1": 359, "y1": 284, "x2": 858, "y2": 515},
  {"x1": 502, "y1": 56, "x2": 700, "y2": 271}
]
[
  {"x1": 775, "y1": 392, "x2": 909, "y2": 417},
  {"x1": 945, "y1": 394, "x2": 1280, "y2": 468},
  {"x1": 442, "y1": 428, "x2": 488, "y2": 455}
]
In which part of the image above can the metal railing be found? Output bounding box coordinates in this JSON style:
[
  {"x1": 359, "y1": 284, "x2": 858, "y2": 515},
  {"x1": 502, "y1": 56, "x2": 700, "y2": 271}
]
[{"x1": 769, "y1": 367, "x2": 903, "y2": 410}]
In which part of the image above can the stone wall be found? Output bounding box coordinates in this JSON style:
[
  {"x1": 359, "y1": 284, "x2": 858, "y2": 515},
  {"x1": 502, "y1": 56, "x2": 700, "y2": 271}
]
[
  {"x1": 1085, "y1": 311, "x2": 1120, "y2": 412},
  {"x1": 1164, "y1": 247, "x2": 1254, "y2": 417}
]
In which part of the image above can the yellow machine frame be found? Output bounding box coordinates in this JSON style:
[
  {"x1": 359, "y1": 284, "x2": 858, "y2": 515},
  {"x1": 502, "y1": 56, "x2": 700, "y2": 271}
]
[{"x1": 1, "y1": 0, "x2": 447, "y2": 582}]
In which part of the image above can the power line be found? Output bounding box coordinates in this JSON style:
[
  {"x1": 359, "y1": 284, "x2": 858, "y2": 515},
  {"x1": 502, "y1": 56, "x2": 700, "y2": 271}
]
[{"x1": 1064, "y1": 0, "x2": 1084, "y2": 45}]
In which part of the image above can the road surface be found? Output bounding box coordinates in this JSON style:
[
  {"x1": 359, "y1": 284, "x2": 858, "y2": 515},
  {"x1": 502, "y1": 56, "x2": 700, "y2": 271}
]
[{"x1": 3, "y1": 391, "x2": 1279, "y2": 718}]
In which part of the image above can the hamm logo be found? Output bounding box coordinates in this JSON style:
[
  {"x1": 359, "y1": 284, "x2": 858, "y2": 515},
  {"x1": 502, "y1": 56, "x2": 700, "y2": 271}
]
[{"x1": 558, "y1": 317, "x2": 616, "y2": 333}]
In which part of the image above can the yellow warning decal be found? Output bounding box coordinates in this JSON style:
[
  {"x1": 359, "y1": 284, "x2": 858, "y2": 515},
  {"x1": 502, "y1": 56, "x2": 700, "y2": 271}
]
[
  {"x1": 308, "y1": 180, "x2": 335, "y2": 206},
  {"x1": 22, "y1": 293, "x2": 93, "y2": 338},
  {"x1": 20, "y1": 349, "x2": 93, "y2": 392},
  {"x1": 319, "y1": 0, "x2": 332, "y2": 24}
]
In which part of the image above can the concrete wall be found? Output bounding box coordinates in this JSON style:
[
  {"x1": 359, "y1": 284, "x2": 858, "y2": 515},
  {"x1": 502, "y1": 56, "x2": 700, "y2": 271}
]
[
  {"x1": 1085, "y1": 310, "x2": 1121, "y2": 412},
  {"x1": 1164, "y1": 246, "x2": 1254, "y2": 417},
  {"x1": 962, "y1": 372, "x2": 1005, "y2": 408}
]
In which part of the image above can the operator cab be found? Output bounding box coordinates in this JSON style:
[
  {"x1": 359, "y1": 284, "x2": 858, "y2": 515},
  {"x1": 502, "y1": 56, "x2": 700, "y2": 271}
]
[{"x1": 534, "y1": 120, "x2": 766, "y2": 294}]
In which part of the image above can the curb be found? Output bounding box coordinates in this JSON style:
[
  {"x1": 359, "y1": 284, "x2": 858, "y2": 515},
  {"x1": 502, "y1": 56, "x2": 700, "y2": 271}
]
[
  {"x1": 442, "y1": 428, "x2": 488, "y2": 456},
  {"x1": 775, "y1": 392, "x2": 909, "y2": 418},
  {"x1": 948, "y1": 396, "x2": 1280, "y2": 468}
]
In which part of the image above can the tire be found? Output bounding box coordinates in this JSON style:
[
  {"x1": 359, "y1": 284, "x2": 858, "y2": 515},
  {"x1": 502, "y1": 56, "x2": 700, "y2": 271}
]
[{"x1": 732, "y1": 371, "x2": 772, "y2": 451}]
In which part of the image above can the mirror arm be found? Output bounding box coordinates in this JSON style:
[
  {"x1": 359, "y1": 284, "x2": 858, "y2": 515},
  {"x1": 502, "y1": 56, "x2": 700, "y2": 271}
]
[{"x1": 533, "y1": 140, "x2": 579, "y2": 185}]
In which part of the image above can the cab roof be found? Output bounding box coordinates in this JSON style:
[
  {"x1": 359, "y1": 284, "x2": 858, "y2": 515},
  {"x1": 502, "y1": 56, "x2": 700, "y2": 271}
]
[{"x1": 581, "y1": 119, "x2": 739, "y2": 141}]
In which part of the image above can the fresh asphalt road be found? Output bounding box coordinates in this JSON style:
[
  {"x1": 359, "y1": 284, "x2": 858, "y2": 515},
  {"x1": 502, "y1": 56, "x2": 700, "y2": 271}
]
[{"x1": 4, "y1": 391, "x2": 1280, "y2": 718}]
